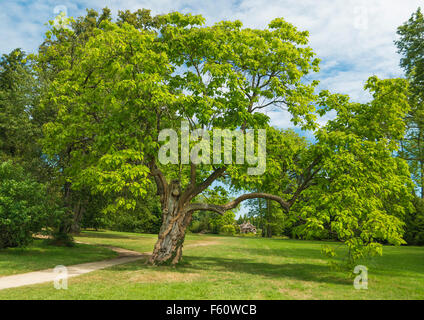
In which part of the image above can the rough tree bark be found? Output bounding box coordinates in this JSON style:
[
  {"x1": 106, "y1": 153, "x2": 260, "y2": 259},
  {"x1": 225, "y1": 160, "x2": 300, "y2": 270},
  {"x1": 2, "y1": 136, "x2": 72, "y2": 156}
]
[{"x1": 149, "y1": 179, "x2": 193, "y2": 265}]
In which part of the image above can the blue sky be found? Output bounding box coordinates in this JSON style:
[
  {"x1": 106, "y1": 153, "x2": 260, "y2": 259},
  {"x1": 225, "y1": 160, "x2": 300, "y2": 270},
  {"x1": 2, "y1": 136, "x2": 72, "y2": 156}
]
[
  {"x1": 1, "y1": 0, "x2": 422, "y2": 216},
  {"x1": 1, "y1": 0, "x2": 422, "y2": 130}
]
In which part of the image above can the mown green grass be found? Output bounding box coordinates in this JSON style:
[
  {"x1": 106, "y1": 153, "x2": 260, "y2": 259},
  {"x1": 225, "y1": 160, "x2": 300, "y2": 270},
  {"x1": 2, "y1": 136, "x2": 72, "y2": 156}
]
[
  {"x1": 0, "y1": 239, "x2": 117, "y2": 276},
  {"x1": 0, "y1": 231, "x2": 423, "y2": 299},
  {"x1": 74, "y1": 230, "x2": 159, "y2": 253}
]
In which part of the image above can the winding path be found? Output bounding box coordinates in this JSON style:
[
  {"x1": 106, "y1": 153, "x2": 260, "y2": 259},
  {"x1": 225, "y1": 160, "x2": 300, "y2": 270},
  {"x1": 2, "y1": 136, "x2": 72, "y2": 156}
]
[
  {"x1": 0, "y1": 246, "x2": 148, "y2": 290},
  {"x1": 0, "y1": 240, "x2": 218, "y2": 290}
]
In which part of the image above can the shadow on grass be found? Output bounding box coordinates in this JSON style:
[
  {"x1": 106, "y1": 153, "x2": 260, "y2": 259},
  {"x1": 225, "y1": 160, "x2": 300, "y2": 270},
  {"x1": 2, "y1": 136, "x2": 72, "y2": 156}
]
[
  {"x1": 362, "y1": 250, "x2": 424, "y2": 276},
  {"x1": 236, "y1": 247, "x2": 330, "y2": 260},
  {"x1": 76, "y1": 232, "x2": 136, "y2": 240},
  {"x1": 187, "y1": 256, "x2": 351, "y2": 285},
  {"x1": 0, "y1": 240, "x2": 75, "y2": 256},
  {"x1": 111, "y1": 255, "x2": 351, "y2": 286}
]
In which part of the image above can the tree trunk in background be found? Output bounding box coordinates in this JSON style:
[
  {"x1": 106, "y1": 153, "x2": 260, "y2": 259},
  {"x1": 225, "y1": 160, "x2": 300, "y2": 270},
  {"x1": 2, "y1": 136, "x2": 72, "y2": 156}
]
[
  {"x1": 264, "y1": 198, "x2": 272, "y2": 238},
  {"x1": 259, "y1": 198, "x2": 265, "y2": 237},
  {"x1": 62, "y1": 183, "x2": 85, "y2": 235},
  {"x1": 420, "y1": 128, "x2": 424, "y2": 199},
  {"x1": 70, "y1": 201, "x2": 85, "y2": 234},
  {"x1": 57, "y1": 182, "x2": 73, "y2": 234}
]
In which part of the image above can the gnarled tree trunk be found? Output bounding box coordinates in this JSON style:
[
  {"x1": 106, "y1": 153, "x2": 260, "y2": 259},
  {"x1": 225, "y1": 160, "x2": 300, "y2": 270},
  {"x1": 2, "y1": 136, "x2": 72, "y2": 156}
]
[
  {"x1": 149, "y1": 208, "x2": 192, "y2": 265},
  {"x1": 149, "y1": 180, "x2": 192, "y2": 265}
]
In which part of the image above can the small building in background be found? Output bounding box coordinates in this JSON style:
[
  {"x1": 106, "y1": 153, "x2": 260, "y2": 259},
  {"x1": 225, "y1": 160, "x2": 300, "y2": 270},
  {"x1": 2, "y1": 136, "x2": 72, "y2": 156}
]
[{"x1": 239, "y1": 221, "x2": 257, "y2": 234}]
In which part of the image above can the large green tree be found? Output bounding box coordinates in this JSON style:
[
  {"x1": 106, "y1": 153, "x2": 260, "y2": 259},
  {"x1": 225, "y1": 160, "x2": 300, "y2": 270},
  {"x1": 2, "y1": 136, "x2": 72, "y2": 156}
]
[
  {"x1": 38, "y1": 12, "x2": 319, "y2": 265},
  {"x1": 38, "y1": 9, "x2": 412, "y2": 266}
]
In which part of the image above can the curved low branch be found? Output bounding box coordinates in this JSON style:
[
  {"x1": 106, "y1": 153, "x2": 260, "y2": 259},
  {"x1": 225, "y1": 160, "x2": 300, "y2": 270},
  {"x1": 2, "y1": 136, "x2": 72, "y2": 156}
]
[
  {"x1": 183, "y1": 202, "x2": 228, "y2": 215},
  {"x1": 184, "y1": 192, "x2": 291, "y2": 215}
]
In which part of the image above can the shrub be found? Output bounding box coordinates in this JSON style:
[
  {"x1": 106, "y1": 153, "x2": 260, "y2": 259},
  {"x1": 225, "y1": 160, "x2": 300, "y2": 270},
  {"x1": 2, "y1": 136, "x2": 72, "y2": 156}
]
[
  {"x1": 189, "y1": 210, "x2": 236, "y2": 234},
  {"x1": 0, "y1": 161, "x2": 62, "y2": 248},
  {"x1": 237, "y1": 232, "x2": 260, "y2": 238},
  {"x1": 220, "y1": 224, "x2": 236, "y2": 235},
  {"x1": 46, "y1": 231, "x2": 75, "y2": 247},
  {"x1": 189, "y1": 219, "x2": 210, "y2": 233},
  {"x1": 210, "y1": 211, "x2": 236, "y2": 234}
]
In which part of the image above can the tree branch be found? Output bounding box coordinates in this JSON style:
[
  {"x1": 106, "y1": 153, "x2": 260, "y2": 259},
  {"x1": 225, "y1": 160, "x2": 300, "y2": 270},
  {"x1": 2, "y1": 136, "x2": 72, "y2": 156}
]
[
  {"x1": 148, "y1": 160, "x2": 168, "y2": 197},
  {"x1": 184, "y1": 192, "x2": 291, "y2": 215},
  {"x1": 288, "y1": 155, "x2": 322, "y2": 206},
  {"x1": 191, "y1": 166, "x2": 227, "y2": 198},
  {"x1": 190, "y1": 162, "x2": 196, "y2": 186}
]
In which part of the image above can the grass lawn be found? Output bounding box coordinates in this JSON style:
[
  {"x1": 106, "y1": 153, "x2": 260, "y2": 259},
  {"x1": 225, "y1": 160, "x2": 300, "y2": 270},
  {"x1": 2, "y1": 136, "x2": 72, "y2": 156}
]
[
  {"x1": 0, "y1": 230, "x2": 423, "y2": 299},
  {"x1": 74, "y1": 230, "x2": 159, "y2": 253},
  {"x1": 0, "y1": 239, "x2": 117, "y2": 276}
]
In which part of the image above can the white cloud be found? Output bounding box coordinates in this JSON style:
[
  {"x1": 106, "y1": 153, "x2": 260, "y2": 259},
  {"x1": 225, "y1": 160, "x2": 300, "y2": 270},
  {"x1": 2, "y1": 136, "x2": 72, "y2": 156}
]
[{"x1": 1, "y1": 0, "x2": 421, "y2": 129}]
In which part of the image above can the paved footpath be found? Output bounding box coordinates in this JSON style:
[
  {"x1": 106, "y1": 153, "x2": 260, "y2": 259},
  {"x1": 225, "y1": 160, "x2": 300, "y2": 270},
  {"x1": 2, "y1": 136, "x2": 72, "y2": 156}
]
[
  {"x1": 0, "y1": 240, "x2": 218, "y2": 290},
  {"x1": 0, "y1": 246, "x2": 148, "y2": 290}
]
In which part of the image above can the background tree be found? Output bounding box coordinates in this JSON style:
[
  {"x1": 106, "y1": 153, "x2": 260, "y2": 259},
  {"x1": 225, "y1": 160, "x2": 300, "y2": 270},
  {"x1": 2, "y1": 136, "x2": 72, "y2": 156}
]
[
  {"x1": 299, "y1": 77, "x2": 413, "y2": 263},
  {"x1": 244, "y1": 128, "x2": 308, "y2": 238},
  {"x1": 189, "y1": 186, "x2": 238, "y2": 234},
  {"x1": 237, "y1": 77, "x2": 413, "y2": 264},
  {"x1": 0, "y1": 49, "x2": 42, "y2": 173},
  {"x1": 396, "y1": 7, "x2": 424, "y2": 199},
  {"x1": 395, "y1": 7, "x2": 424, "y2": 246},
  {"x1": 404, "y1": 197, "x2": 424, "y2": 245},
  {"x1": 0, "y1": 48, "x2": 70, "y2": 246}
]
